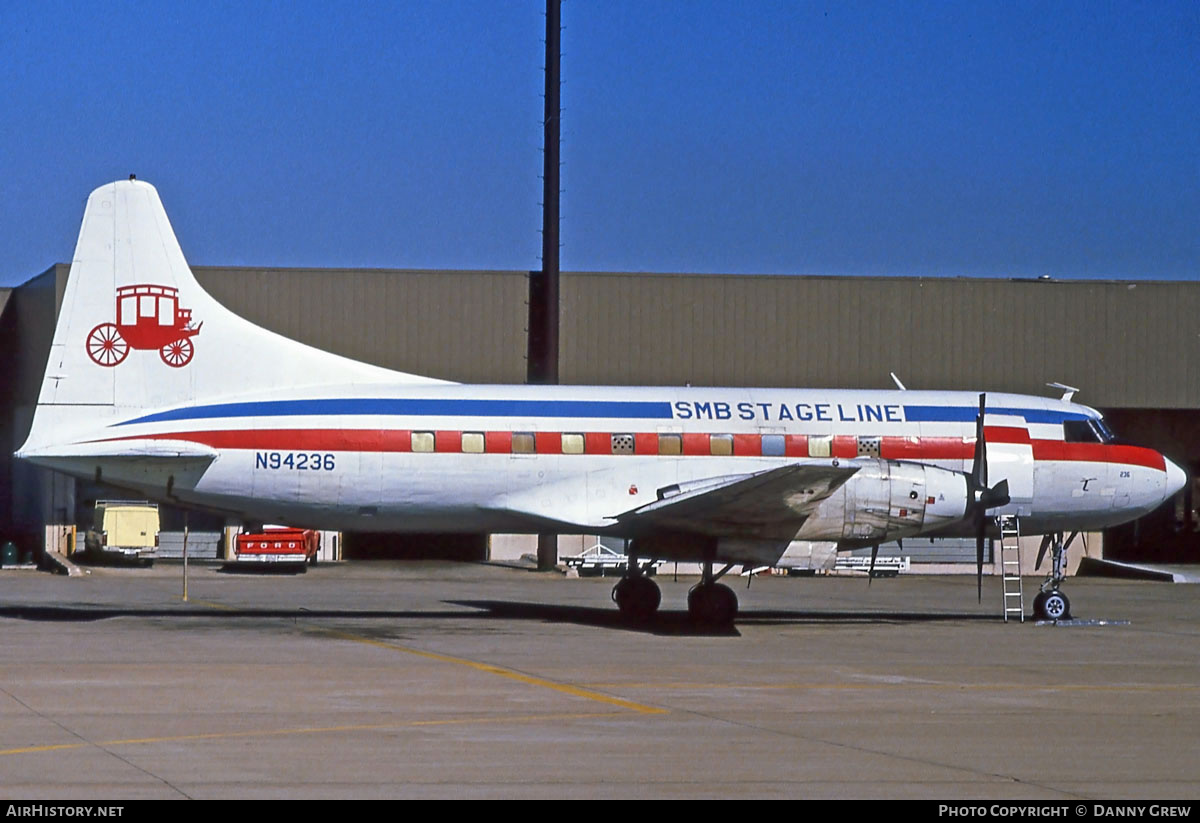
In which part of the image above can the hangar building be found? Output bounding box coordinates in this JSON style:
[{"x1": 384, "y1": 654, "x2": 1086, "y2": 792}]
[{"x1": 2, "y1": 264, "x2": 1197, "y2": 569}]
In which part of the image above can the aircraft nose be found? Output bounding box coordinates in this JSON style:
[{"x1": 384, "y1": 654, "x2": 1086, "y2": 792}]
[{"x1": 1164, "y1": 457, "x2": 1188, "y2": 500}]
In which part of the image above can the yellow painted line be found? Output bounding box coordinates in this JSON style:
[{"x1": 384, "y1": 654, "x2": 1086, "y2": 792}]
[
  {"x1": 584, "y1": 681, "x2": 1200, "y2": 692},
  {"x1": 188, "y1": 597, "x2": 666, "y2": 715},
  {"x1": 318, "y1": 628, "x2": 668, "y2": 715},
  {"x1": 191, "y1": 599, "x2": 237, "y2": 611},
  {"x1": 0, "y1": 711, "x2": 626, "y2": 757}
]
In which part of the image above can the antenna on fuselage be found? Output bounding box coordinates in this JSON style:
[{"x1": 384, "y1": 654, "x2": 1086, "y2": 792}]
[
  {"x1": 890, "y1": 372, "x2": 907, "y2": 391},
  {"x1": 1047, "y1": 382, "x2": 1079, "y2": 402}
]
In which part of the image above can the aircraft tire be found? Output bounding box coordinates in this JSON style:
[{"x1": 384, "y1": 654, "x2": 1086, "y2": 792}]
[
  {"x1": 687, "y1": 582, "x2": 738, "y2": 626},
  {"x1": 1036, "y1": 590, "x2": 1071, "y2": 621},
  {"x1": 1041, "y1": 590, "x2": 1070, "y2": 620},
  {"x1": 1031, "y1": 591, "x2": 1047, "y2": 619},
  {"x1": 612, "y1": 576, "x2": 660, "y2": 622}
]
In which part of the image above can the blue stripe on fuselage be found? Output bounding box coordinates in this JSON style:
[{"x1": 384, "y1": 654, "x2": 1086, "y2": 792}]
[
  {"x1": 115, "y1": 398, "x2": 677, "y2": 426},
  {"x1": 115, "y1": 398, "x2": 1092, "y2": 428},
  {"x1": 902, "y1": 405, "x2": 1091, "y2": 424}
]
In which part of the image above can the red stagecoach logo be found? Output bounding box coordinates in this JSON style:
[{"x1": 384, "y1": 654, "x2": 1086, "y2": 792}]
[{"x1": 86, "y1": 284, "x2": 203, "y2": 368}]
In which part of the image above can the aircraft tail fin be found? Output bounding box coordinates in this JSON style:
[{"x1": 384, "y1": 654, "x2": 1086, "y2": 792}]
[{"x1": 20, "y1": 178, "x2": 447, "y2": 453}]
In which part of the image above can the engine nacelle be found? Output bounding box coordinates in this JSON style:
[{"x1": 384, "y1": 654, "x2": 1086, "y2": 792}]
[{"x1": 793, "y1": 459, "x2": 969, "y2": 545}]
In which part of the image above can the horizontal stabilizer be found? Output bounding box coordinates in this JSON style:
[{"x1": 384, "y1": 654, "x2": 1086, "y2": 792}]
[
  {"x1": 19, "y1": 438, "x2": 218, "y2": 500},
  {"x1": 19, "y1": 438, "x2": 218, "y2": 462}
]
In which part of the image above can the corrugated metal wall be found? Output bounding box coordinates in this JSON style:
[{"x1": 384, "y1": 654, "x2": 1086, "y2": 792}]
[
  {"x1": 194, "y1": 267, "x2": 1200, "y2": 408},
  {"x1": 563, "y1": 274, "x2": 1200, "y2": 403},
  {"x1": 195, "y1": 267, "x2": 529, "y2": 384}
]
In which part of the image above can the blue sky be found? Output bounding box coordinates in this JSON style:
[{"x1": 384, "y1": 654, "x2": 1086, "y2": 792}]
[{"x1": 1, "y1": 0, "x2": 1196, "y2": 287}]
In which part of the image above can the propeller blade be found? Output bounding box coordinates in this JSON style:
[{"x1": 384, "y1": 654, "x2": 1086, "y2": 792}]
[
  {"x1": 976, "y1": 518, "x2": 986, "y2": 603},
  {"x1": 1035, "y1": 534, "x2": 1052, "y2": 569},
  {"x1": 971, "y1": 393, "x2": 990, "y2": 604},
  {"x1": 973, "y1": 393, "x2": 988, "y2": 491},
  {"x1": 868, "y1": 544, "x2": 879, "y2": 587}
]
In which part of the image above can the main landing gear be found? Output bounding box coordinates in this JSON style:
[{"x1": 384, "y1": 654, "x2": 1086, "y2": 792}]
[
  {"x1": 688, "y1": 558, "x2": 738, "y2": 627},
  {"x1": 612, "y1": 546, "x2": 661, "y2": 621},
  {"x1": 611, "y1": 550, "x2": 739, "y2": 627},
  {"x1": 612, "y1": 573, "x2": 660, "y2": 622},
  {"x1": 1032, "y1": 531, "x2": 1075, "y2": 621}
]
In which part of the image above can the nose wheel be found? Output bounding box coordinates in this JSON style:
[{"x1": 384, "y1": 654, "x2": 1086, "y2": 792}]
[{"x1": 1032, "y1": 589, "x2": 1071, "y2": 621}]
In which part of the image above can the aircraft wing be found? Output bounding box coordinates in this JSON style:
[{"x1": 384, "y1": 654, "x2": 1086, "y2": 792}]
[{"x1": 613, "y1": 462, "x2": 858, "y2": 541}]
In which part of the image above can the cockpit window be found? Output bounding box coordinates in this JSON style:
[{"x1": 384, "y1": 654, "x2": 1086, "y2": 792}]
[
  {"x1": 1064, "y1": 418, "x2": 1116, "y2": 443},
  {"x1": 1091, "y1": 418, "x2": 1116, "y2": 443},
  {"x1": 1064, "y1": 420, "x2": 1101, "y2": 443}
]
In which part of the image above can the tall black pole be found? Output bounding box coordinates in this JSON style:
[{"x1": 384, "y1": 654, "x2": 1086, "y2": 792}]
[
  {"x1": 531, "y1": 0, "x2": 561, "y2": 571},
  {"x1": 529, "y1": 0, "x2": 560, "y2": 385}
]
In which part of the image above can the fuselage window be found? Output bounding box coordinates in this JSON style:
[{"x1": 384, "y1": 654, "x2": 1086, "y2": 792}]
[
  {"x1": 658, "y1": 433, "x2": 682, "y2": 455},
  {"x1": 709, "y1": 434, "x2": 733, "y2": 456},
  {"x1": 808, "y1": 435, "x2": 832, "y2": 458},
  {"x1": 562, "y1": 433, "x2": 585, "y2": 454},
  {"x1": 512, "y1": 432, "x2": 536, "y2": 454},
  {"x1": 761, "y1": 435, "x2": 785, "y2": 456}
]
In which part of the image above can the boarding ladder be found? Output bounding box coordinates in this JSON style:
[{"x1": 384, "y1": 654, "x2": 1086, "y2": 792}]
[{"x1": 999, "y1": 515, "x2": 1024, "y2": 623}]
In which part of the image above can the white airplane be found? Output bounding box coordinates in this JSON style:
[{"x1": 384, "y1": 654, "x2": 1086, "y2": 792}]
[{"x1": 17, "y1": 179, "x2": 1187, "y2": 624}]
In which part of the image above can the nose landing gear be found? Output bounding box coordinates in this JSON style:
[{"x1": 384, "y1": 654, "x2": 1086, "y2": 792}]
[
  {"x1": 1033, "y1": 531, "x2": 1076, "y2": 621},
  {"x1": 1032, "y1": 588, "x2": 1071, "y2": 621}
]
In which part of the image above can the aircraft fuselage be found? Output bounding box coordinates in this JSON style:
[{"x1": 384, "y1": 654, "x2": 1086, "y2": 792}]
[{"x1": 27, "y1": 384, "x2": 1180, "y2": 554}]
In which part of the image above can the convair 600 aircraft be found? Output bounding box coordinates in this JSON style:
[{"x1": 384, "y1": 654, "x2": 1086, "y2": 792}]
[{"x1": 18, "y1": 180, "x2": 1186, "y2": 624}]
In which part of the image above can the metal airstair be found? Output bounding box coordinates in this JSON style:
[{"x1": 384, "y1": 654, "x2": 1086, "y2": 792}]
[{"x1": 999, "y1": 515, "x2": 1024, "y2": 622}]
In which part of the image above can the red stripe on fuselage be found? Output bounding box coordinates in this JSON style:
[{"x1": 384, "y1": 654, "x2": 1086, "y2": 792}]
[
  {"x1": 1032, "y1": 441, "x2": 1165, "y2": 471},
  {"x1": 89, "y1": 429, "x2": 1167, "y2": 471}
]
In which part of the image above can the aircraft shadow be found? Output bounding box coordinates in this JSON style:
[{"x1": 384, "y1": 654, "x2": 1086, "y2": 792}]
[
  {"x1": 0, "y1": 602, "x2": 1000, "y2": 637},
  {"x1": 448, "y1": 600, "x2": 1001, "y2": 636},
  {"x1": 0, "y1": 602, "x2": 742, "y2": 637},
  {"x1": 0, "y1": 605, "x2": 469, "y2": 623}
]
